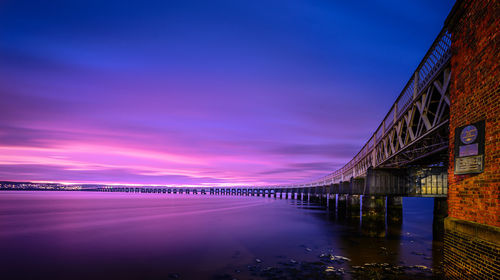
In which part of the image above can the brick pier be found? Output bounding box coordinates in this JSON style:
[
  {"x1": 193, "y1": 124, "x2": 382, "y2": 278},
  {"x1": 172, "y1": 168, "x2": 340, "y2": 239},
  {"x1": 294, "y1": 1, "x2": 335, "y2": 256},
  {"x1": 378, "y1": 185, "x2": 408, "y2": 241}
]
[{"x1": 444, "y1": 0, "x2": 499, "y2": 278}]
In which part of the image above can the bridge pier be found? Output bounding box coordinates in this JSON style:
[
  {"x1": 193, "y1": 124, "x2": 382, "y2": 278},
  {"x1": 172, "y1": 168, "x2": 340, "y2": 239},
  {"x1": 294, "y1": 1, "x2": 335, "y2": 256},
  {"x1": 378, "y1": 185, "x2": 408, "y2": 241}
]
[
  {"x1": 433, "y1": 197, "x2": 447, "y2": 241},
  {"x1": 347, "y1": 195, "x2": 361, "y2": 218},
  {"x1": 387, "y1": 196, "x2": 403, "y2": 225},
  {"x1": 318, "y1": 187, "x2": 323, "y2": 204},
  {"x1": 320, "y1": 187, "x2": 327, "y2": 205},
  {"x1": 337, "y1": 194, "x2": 347, "y2": 218},
  {"x1": 361, "y1": 196, "x2": 386, "y2": 237},
  {"x1": 328, "y1": 194, "x2": 336, "y2": 212},
  {"x1": 310, "y1": 188, "x2": 317, "y2": 203}
]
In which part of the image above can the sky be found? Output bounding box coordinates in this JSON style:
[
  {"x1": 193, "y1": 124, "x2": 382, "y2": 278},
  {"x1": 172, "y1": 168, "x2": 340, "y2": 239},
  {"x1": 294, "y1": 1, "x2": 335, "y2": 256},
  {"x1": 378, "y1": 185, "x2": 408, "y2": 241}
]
[{"x1": 0, "y1": 0, "x2": 455, "y2": 186}]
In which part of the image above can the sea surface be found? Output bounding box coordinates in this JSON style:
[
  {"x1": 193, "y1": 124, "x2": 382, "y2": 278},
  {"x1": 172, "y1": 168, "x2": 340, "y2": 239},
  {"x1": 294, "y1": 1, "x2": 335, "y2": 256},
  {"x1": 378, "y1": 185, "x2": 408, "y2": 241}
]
[{"x1": 0, "y1": 191, "x2": 443, "y2": 279}]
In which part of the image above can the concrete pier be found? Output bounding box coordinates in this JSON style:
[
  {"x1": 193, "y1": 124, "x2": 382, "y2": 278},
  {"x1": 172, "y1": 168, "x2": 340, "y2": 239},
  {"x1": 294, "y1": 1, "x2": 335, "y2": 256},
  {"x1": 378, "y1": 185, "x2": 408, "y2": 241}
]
[
  {"x1": 347, "y1": 195, "x2": 360, "y2": 218},
  {"x1": 337, "y1": 194, "x2": 347, "y2": 218},
  {"x1": 433, "y1": 197, "x2": 447, "y2": 241},
  {"x1": 328, "y1": 194, "x2": 336, "y2": 212},
  {"x1": 361, "y1": 196, "x2": 386, "y2": 237},
  {"x1": 387, "y1": 196, "x2": 403, "y2": 225}
]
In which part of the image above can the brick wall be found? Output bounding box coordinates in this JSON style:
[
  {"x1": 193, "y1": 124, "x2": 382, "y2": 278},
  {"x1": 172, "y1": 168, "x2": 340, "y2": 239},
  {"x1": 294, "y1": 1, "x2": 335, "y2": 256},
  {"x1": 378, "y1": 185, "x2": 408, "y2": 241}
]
[
  {"x1": 447, "y1": 0, "x2": 500, "y2": 228},
  {"x1": 443, "y1": 217, "x2": 500, "y2": 279}
]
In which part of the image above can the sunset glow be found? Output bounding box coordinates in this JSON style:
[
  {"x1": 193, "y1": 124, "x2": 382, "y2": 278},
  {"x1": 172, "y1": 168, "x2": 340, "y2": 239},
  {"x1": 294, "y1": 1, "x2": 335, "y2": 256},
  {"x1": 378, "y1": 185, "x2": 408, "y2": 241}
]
[{"x1": 0, "y1": 0, "x2": 455, "y2": 186}]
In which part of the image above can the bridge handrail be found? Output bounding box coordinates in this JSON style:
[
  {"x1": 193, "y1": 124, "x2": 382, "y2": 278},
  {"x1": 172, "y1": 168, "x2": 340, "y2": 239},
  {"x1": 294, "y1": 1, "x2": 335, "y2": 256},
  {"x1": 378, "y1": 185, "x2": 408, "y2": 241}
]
[{"x1": 280, "y1": 28, "x2": 451, "y2": 188}]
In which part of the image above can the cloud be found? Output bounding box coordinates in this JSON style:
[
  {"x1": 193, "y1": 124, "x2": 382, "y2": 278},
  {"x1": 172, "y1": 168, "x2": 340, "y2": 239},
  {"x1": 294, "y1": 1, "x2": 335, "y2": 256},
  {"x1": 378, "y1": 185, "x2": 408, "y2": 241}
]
[{"x1": 267, "y1": 143, "x2": 360, "y2": 159}]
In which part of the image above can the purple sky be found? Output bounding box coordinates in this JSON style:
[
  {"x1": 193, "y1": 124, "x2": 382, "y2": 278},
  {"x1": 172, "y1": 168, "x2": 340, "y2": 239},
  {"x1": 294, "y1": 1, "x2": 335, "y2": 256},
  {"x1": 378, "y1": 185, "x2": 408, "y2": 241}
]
[{"x1": 0, "y1": 0, "x2": 455, "y2": 186}]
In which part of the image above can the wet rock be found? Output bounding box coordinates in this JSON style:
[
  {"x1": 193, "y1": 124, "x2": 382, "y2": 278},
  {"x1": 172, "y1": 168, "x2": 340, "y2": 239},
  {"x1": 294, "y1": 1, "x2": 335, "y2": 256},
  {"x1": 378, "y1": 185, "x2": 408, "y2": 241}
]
[
  {"x1": 247, "y1": 265, "x2": 256, "y2": 271},
  {"x1": 168, "y1": 273, "x2": 180, "y2": 279},
  {"x1": 334, "y1": 255, "x2": 351, "y2": 262},
  {"x1": 325, "y1": 266, "x2": 335, "y2": 272}
]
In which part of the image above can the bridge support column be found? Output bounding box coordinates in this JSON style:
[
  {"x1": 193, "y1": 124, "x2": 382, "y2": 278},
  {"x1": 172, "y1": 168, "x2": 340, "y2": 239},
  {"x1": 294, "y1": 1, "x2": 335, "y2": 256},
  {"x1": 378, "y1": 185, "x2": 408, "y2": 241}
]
[
  {"x1": 337, "y1": 194, "x2": 347, "y2": 218},
  {"x1": 347, "y1": 195, "x2": 360, "y2": 218},
  {"x1": 328, "y1": 194, "x2": 336, "y2": 212},
  {"x1": 311, "y1": 188, "x2": 317, "y2": 203},
  {"x1": 321, "y1": 187, "x2": 327, "y2": 205},
  {"x1": 361, "y1": 196, "x2": 386, "y2": 237},
  {"x1": 433, "y1": 197, "x2": 447, "y2": 241},
  {"x1": 387, "y1": 196, "x2": 403, "y2": 225}
]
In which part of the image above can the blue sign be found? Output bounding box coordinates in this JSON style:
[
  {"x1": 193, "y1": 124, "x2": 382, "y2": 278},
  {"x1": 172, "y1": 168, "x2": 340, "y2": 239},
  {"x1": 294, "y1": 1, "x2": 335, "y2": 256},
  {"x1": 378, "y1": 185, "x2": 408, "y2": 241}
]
[{"x1": 460, "y1": 125, "x2": 478, "y2": 144}]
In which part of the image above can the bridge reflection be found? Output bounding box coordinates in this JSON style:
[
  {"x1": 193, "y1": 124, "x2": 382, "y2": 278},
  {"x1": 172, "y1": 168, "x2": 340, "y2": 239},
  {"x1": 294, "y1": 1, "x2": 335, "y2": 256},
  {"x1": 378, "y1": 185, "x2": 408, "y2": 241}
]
[{"x1": 97, "y1": 186, "x2": 445, "y2": 240}]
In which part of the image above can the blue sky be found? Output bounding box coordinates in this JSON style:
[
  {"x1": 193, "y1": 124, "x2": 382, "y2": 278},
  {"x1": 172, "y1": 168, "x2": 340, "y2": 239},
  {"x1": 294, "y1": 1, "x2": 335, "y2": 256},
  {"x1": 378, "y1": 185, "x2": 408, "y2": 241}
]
[{"x1": 0, "y1": 0, "x2": 455, "y2": 185}]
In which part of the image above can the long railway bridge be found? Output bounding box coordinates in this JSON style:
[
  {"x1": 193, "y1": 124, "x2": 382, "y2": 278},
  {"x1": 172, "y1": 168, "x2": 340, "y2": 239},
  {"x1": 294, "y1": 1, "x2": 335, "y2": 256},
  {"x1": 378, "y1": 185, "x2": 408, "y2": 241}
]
[{"x1": 97, "y1": 1, "x2": 500, "y2": 277}]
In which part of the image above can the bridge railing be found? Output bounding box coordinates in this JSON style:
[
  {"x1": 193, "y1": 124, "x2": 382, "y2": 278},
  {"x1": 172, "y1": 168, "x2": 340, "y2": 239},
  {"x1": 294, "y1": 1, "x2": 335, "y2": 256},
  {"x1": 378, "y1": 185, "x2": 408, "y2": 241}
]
[{"x1": 278, "y1": 28, "x2": 451, "y2": 189}]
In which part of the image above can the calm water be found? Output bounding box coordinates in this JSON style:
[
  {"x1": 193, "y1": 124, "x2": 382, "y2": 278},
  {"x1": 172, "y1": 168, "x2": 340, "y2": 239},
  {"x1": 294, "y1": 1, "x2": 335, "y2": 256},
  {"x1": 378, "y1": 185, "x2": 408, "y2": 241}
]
[{"x1": 0, "y1": 191, "x2": 442, "y2": 279}]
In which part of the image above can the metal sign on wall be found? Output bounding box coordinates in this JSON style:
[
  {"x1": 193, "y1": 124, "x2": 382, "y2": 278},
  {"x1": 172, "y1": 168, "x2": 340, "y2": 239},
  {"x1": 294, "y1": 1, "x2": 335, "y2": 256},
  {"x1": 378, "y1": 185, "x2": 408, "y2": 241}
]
[{"x1": 454, "y1": 120, "x2": 485, "y2": 174}]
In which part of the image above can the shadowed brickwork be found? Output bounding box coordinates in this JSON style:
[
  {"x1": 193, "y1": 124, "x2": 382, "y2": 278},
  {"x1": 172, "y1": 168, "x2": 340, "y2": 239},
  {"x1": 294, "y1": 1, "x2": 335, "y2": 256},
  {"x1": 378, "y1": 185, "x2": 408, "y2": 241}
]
[{"x1": 444, "y1": 218, "x2": 499, "y2": 279}]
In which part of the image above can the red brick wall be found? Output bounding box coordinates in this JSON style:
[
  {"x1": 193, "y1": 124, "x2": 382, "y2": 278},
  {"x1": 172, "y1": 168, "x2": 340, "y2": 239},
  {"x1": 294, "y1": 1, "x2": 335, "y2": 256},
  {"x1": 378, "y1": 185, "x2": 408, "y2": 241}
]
[{"x1": 447, "y1": 0, "x2": 500, "y2": 227}]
